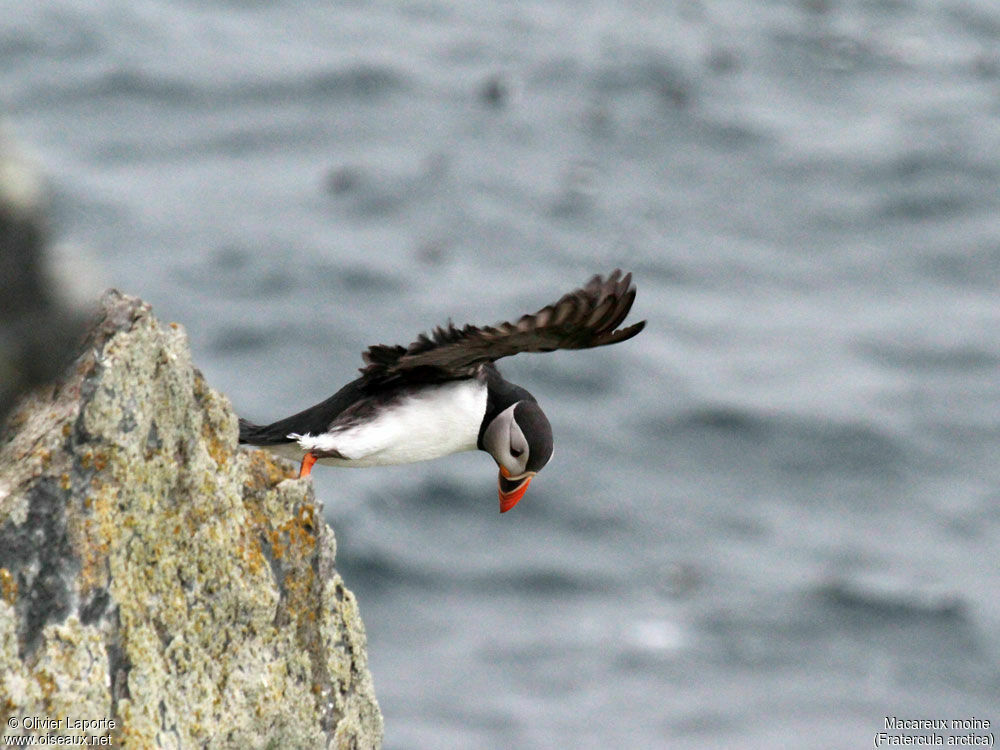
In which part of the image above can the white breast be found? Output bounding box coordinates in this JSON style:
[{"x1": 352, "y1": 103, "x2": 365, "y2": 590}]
[{"x1": 292, "y1": 379, "x2": 488, "y2": 468}]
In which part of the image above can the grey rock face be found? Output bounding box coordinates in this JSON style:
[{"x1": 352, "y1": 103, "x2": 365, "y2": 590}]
[{"x1": 0, "y1": 291, "x2": 383, "y2": 749}]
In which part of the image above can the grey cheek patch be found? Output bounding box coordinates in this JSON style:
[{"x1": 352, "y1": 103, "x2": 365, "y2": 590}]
[{"x1": 509, "y1": 421, "x2": 528, "y2": 460}]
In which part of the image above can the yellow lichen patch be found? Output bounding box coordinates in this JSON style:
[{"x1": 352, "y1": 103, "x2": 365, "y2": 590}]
[
  {"x1": 297, "y1": 503, "x2": 315, "y2": 528},
  {"x1": 288, "y1": 504, "x2": 318, "y2": 552},
  {"x1": 72, "y1": 484, "x2": 115, "y2": 597},
  {"x1": 266, "y1": 504, "x2": 322, "y2": 627},
  {"x1": 268, "y1": 528, "x2": 285, "y2": 561},
  {"x1": 181, "y1": 498, "x2": 214, "y2": 531},
  {"x1": 267, "y1": 504, "x2": 318, "y2": 564},
  {"x1": 0, "y1": 568, "x2": 17, "y2": 604},
  {"x1": 34, "y1": 669, "x2": 56, "y2": 701},
  {"x1": 201, "y1": 420, "x2": 228, "y2": 468},
  {"x1": 245, "y1": 449, "x2": 297, "y2": 487},
  {"x1": 191, "y1": 370, "x2": 211, "y2": 404},
  {"x1": 237, "y1": 479, "x2": 275, "y2": 577},
  {"x1": 280, "y1": 563, "x2": 316, "y2": 627},
  {"x1": 76, "y1": 516, "x2": 111, "y2": 596},
  {"x1": 236, "y1": 524, "x2": 267, "y2": 576}
]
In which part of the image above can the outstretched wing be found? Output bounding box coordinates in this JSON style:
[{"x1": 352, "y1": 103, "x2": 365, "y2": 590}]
[{"x1": 360, "y1": 269, "x2": 645, "y2": 384}]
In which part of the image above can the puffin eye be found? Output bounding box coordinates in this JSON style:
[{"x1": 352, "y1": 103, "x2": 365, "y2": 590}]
[{"x1": 510, "y1": 447, "x2": 523, "y2": 458}]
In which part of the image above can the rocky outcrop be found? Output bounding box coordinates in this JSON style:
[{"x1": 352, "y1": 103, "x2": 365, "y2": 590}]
[{"x1": 0, "y1": 291, "x2": 383, "y2": 748}]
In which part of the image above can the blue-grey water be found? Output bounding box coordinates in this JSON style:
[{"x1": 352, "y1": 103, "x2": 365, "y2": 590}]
[{"x1": 4, "y1": 1, "x2": 1000, "y2": 747}]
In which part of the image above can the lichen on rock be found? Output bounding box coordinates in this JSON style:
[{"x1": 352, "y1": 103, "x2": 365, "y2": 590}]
[{"x1": 0, "y1": 290, "x2": 382, "y2": 748}]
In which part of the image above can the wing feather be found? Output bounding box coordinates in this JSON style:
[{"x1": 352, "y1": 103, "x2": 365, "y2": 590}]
[{"x1": 359, "y1": 269, "x2": 646, "y2": 384}]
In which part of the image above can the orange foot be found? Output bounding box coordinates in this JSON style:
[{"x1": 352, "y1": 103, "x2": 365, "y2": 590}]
[{"x1": 298, "y1": 452, "x2": 317, "y2": 478}]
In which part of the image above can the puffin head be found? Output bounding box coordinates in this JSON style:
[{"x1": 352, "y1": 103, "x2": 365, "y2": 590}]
[{"x1": 481, "y1": 400, "x2": 553, "y2": 513}]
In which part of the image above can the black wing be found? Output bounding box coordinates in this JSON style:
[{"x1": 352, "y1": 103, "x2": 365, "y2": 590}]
[{"x1": 360, "y1": 269, "x2": 645, "y2": 384}]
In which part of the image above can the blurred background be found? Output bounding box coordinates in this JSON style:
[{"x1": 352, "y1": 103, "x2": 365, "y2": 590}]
[{"x1": 3, "y1": 0, "x2": 1000, "y2": 747}]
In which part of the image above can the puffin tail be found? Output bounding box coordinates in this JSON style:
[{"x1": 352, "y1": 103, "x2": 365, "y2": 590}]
[
  {"x1": 238, "y1": 418, "x2": 260, "y2": 445},
  {"x1": 238, "y1": 417, "x2": 293, "y2": 446}
]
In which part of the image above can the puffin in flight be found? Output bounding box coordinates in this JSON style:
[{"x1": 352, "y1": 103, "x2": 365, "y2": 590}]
[{"x1": 238, "y1": 269, "x2": 645, "y2": 513}]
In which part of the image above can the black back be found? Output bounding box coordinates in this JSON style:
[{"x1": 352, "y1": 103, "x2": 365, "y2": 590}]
[{"x1": 238, "y1": 377, "x2": 368, "y2": 445}]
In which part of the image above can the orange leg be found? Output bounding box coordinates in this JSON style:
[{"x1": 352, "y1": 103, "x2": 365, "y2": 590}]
[{"x1": 298, "y1": 452, "x2": 317, "y2": 478}]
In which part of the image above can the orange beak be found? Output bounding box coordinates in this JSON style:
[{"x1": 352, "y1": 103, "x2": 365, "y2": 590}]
[{"x1": 498, "y1": 468, "x2": 534, "y2": 513}]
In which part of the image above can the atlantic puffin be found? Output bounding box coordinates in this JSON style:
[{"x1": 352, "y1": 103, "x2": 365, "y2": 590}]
[{"x1": 238, "y1": 269, "x2": 645, "y2": 512}]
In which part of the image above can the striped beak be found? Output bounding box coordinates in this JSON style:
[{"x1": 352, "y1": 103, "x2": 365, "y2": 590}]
[{"x1": 498, "y1": 468, "x2": 535, "y2": 513}]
